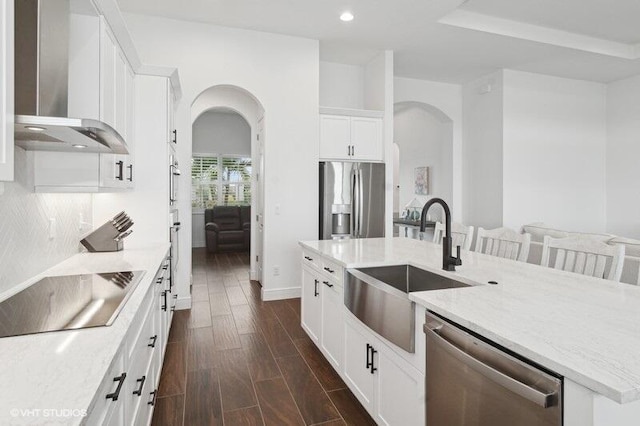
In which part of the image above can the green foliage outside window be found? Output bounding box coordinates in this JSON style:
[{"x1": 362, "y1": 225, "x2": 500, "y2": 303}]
[{"x1": 192, "y1": 155, "x2": 251, "y2": 209}]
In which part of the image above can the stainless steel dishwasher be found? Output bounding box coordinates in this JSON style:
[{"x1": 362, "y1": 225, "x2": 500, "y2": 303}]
[{"x1": 424, "y1": 312, "x2": 562, "y2": 426}]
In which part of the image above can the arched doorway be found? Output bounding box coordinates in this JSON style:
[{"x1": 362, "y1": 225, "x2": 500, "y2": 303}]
[
  {"x1": 393, "y1": 101, "x2": 454, "y2": 237},
  {"x1": 191, "y1": 85, "x2": 265, "y2": 283}
]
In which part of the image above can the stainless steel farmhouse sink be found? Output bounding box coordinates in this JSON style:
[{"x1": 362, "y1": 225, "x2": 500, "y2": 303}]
[{"x1": 346, "y1": 265, "x2": 471, "y2": 353}]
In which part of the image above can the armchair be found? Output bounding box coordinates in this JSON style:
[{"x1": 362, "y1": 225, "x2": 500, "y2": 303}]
[{"x1": 205, "y1": 206, "x2": 251, "y2": 253}]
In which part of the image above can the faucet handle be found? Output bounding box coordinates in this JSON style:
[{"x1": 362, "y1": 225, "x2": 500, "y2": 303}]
[{"x1": 455, "y1": 245, "x2": 463, "y2": 265}]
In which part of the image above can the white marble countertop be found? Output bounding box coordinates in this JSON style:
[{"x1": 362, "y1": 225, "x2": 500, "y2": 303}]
[
  {"x1": 0, "y1": 245, "x2": 170, "y2": 425},
  {"x1": 300, "y1": 237, "x2": 640, "y2": 404}
]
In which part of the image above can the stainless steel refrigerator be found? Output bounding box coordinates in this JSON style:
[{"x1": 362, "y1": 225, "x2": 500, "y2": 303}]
[{"x1": 319, "y1": 162, "x2": 385, "y2": 239}]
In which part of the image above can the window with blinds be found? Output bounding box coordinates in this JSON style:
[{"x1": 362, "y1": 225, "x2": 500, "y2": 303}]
[{"x1": 192, "y1": 155, "x2": 251, "y2": 209}]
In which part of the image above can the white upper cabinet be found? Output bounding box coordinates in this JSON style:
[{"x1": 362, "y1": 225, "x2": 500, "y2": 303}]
[
  {"x1": 350, "y1": 117, "x2": 383, "y2": 161},
  {"x1": 319, "y1": 111, "x2": 383, "y2": 162},
  {"x1": 0, "y1": 0, "x2": 14, "y2": 182},
  {"x1": 319, "y1": 115, "x2": 351, "y2": 160},
  {"x1": 167, "y1": 79, "x2": 177, "y2": 146},
  {"x1": 115, "y1": 50, "x2": 127, "y2": 138},
  {"x1": 99, "y1": 18, "x2": 117, "y2": 130}
]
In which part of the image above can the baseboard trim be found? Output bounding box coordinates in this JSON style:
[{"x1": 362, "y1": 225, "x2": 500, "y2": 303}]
[
  {"x1": 174, "y1": 296, "x2": 192, "y2": 310},
  {"x1": 262, "y1": 286, "x2": 301, "y2": 301}
]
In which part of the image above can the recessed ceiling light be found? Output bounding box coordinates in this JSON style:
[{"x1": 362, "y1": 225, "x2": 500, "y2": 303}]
[
  {"x1": 25, "y1": 126, "x2": 46, "y2": 132},
  {"x1": 340, "y1": 11, "x2": 354, "y2": 22},
  {"x1": 72, "y1": 144, "x2": 87, "y2": 149}
]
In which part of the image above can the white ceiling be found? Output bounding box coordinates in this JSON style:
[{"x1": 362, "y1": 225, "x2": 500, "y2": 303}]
[
  {"x1": 462, "y1": 0, "x2": 640, "y2": 44},
  {"x1": 117, "y1": 0, "x2": 640, "y2": 84}
]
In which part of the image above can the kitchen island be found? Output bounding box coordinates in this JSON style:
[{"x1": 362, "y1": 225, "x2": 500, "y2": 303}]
[
  {"x1": 299, "y1": 237, "x2": 640, "y2": 426},
  {"x1": 0, "y1": 245, "x2": 172, "y2": 425}
]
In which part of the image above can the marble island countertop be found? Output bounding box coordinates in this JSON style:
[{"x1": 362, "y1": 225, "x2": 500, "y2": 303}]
[
  {"x1": 0, "y1": 245, "x2": 170, "y2": 425},
  {"x1": 300, "y1": 237, "x2": 640, "y2": 404}
]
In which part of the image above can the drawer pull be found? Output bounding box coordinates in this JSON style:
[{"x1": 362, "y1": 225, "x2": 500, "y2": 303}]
[
  {"x1": 323, "y1": 281, "x2": 334, "y2": 288},
  {"x1": 304, "y1": 256, "x2": 313, "y2": 261},
  {"x1": 133, "y1": 375, "x2": 146, "y2": 396},
  {"x1": 106, "y1": 373, "x2": 127, "y2": 401},
  {"x1": 156, "y1": 277, "x2": 164, "y2": 284},
  {"x1": 148, "y1": 335, "x2": 158, "y2": 348},
  {"x1": 324, "y1": 267, "x2": 335, "y2": 273},
  {"x1": 148, "y1": 389, "x2": 158, "y2": 406}
]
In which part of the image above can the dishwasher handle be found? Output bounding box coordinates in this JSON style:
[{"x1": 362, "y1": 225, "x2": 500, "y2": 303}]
[{"x1": 424, "y1": 323, "x2": 558, "y2": 408}]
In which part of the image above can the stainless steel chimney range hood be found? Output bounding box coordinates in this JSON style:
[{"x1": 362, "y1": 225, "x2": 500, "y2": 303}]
[{"x1": 13, "y1": 0, "x2": 128, "y2": 155}]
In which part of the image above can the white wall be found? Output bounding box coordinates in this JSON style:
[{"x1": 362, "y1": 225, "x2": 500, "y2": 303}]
[
  {"x1": 394, "y1": 77, "x2": 463, "y2": 221},
  {"x1": 502, "y1": 70, "x2": 607, "y2": 232},
  {"x1": 125, "y1": 14, "x2": 319, "y2": 300},
  {"x1": 606, "y1": 74, "x2": 640, "y2": 239},
  {"x1": 319, "y1": 61, "x2": 364, "y2": 109},
  {"x1": 192, "y1": 110, "x2": 251, "y2": 155},
  {"x1": 394, "y1": 105, "x2": 453, "y2": 219},
  {"x1": 462, "y1": 71, "x2": 504, "y2": 229}
]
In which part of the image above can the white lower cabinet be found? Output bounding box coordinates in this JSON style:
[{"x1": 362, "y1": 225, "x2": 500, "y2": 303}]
[
  {"x1": 86, "y1": 349, "x2": 126, "y2": 425},
  {"x1": 301, "y1": 266, "x2": 322, "y2": 343},
  {"x1": 375, "y1": 344, "x2": 424, "y2": 425},
  {"x1": 320, "y1": 278, "x2": 343, "y2": 370},
  {"x1": 87, "y1": 254, "x2": 172, "y2": 425},
  {"x1": 344, "y1": 318, "x2": 376, "y2": 412}
]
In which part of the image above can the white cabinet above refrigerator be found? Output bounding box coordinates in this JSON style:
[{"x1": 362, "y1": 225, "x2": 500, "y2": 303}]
[{"x1": 319, "y1": 108, "x2": 384, "y2": 162}]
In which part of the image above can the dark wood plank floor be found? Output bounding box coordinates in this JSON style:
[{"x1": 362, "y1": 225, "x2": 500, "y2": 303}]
[{"x1": 151, "y1": 249, "x2": 375, "y2": 426}]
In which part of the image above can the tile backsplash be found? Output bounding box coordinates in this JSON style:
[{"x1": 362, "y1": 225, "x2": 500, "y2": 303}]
[{"x1": 0, "y1": 148, "x2": 92, "y2": 293}]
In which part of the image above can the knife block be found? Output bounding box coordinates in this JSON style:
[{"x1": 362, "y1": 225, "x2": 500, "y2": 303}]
[
  {"x1": 81, "y1": 212, "x2": 133, "y2": 252},
  {"x1": 81, "y1": 222, "x2": 125, "y2": 252}
]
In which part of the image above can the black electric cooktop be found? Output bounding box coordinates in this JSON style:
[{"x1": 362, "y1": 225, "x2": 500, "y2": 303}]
[{"x1": 0, "y1": 270, "x2": 145, "y2": 338}]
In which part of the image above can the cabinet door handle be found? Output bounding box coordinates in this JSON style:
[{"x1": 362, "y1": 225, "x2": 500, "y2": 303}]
[
  {"x1": 171, "y1": 294, "x2": 178, "y2": 311},
  {"x1": 366, "y1": 343, "x2": 372, "y2": 370},
  {"x1": 352, "y1": 145, "x2": 355, "y2": 156},
  {"x1": 148, "y1": 389, "x2": 158, "y2": 406},
  {"x1": 162, "y1": 290, "x2": 168, "y2": 311},
  {"x1": 156, "y1": 277, "x2": 164, "y2": 284},
  {"x1": 148, "y1": 335, "x2": 158, "y2": 348},
  {"x1": 127, "y1": 164, "x2": 133, "y2": 182},
  {"x1": 314, "y1": 279, "x2": 319, "y2": 297},
  {"x1": 116, "y1": 160, "x2": 124, "y2": 181},
  {"x1": 304, "y1": 255, "x2": 313, "y2": 261},
  {"x1": 348, "y1": 145, "x2": 351, "y2": 156},
  {"x1": 172, "y1": 129, "x2": 177, "y2": 144},
  {"x1": 133, "y1": 375, "x2": 146, "y2": 396},
  {"x1": 322, "y1": 281, "x2": 333, "y2": 288},
  {"x1": 106, "y1": 373, "x2": 127, "y2": 401},
  {"x1": 370, "y1": 346, "x2": 378, "y2": 374},
  {"x1": 323, "y1": 267, "x2": 335, "y2": 273}
]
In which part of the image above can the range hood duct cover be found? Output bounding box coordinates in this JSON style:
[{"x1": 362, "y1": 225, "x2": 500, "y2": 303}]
[{"x1": 13, "y1": 0, "x2": 128, "y2": 154}]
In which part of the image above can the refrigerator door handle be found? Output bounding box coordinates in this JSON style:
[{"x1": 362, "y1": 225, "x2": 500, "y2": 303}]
[
  {"x1": 358, "y1": 169, "x2": 364, "y2": 237},
  {"x1": 352, "y1": 168, "x2": 359, "y2": 237}
]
